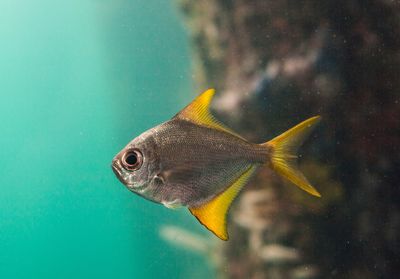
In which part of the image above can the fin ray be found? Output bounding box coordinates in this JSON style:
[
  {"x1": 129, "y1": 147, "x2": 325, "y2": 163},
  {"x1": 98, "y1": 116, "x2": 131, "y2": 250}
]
[
  {"x1": 265, "y1": 116, "x2": 322, "y2": 197},
  {"x1": 174, "y1": 89, "x2": 245, "y2": 140},
  {"x1": 189, "y1": 165, "x2": 258, "y2": 240}
]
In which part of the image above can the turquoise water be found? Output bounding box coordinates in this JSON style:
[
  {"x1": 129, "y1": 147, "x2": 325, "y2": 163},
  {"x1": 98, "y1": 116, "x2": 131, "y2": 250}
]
[{"x1": 0, "y1": 1, "x2": 211, "y2": 278}]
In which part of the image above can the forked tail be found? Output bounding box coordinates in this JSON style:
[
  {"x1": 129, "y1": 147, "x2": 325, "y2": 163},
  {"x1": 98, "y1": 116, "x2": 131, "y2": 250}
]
[{"x1": 262, "y1": 116, "x2": 322, "y2": 197}]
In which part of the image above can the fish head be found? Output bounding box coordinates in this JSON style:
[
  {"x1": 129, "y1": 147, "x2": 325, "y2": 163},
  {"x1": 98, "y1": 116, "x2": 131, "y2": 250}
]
[{"x1": 111, "y1": 129, "x2": 161, "y2": 199}]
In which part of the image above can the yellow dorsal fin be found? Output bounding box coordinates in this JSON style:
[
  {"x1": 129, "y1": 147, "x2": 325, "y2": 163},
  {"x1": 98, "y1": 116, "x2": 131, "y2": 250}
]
[
  {"x1": 174, "y1": 89, "x2": 245, "y2": 140},
  {"x1": 189, "y1": 165, "x2": 258, "y2": 241}
]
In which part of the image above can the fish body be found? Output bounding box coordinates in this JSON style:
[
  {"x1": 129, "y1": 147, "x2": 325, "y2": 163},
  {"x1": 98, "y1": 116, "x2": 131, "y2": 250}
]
[
  {"x1": 113, "y1": 118, "x2": 267, "y2": 208},
  {"x1": 112, "y1": 89, "x2": 321, "y2": 240}
]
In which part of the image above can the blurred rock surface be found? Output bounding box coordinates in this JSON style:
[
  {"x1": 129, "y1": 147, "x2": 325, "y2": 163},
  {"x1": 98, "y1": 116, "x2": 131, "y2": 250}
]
[{"x1": 170, "y1": 0, "x2": 400, "y2": 278}]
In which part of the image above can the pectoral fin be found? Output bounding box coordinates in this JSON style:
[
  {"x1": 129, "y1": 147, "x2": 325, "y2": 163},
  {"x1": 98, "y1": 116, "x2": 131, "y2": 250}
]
[
  {"x1": 174, "y1": 89, "x2": 245, "y2": 140},
  {"x1": 189, "y1": 165, "x2": 257, "y2": 241}
]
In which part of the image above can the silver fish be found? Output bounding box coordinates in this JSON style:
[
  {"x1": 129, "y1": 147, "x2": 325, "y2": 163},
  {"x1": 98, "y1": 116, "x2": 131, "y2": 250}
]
[{"x1": 111, "y1": 89, "x2": 321, "y2": 240}]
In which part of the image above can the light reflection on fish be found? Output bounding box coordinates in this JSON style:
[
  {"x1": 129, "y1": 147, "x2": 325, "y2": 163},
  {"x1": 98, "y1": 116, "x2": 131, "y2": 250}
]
[{"x1": 111, "y1": 89, "x2": 321, "y2": 240}]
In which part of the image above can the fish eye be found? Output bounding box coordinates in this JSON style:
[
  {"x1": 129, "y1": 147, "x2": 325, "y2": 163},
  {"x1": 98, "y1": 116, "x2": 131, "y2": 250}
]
[{"x1": 121, "y1": 149, "x2": 143, "y2": 171}]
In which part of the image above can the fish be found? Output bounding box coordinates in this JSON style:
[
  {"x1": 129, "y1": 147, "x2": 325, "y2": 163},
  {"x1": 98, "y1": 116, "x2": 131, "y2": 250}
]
[{"x1": 111, "y1": 89, "x2": 321, "y2": 240}]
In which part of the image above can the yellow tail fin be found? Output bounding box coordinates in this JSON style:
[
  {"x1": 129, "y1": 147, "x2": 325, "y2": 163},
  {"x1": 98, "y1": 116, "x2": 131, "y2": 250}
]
[{"x1": 264, "y1": 116, "x2": 322, "y2": 197}]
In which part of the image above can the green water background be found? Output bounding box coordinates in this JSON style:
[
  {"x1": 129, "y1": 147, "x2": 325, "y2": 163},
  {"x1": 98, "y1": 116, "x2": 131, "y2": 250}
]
[{"x1": 0, "y1": 1, "x2": 211, "y2": 278}]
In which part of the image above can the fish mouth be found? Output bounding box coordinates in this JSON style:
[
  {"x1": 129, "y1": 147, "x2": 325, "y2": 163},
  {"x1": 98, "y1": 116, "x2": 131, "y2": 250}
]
[
  {"x1": 111, "y1": 160, "x2": 126, "y2": 185},
  {"x1": 111, "y1": 160, "x2": 137, "y2": 189},
  {"x1": 111, "y1": 164, "x2": 120, "y2": 175},
  {"x1": 111, "y1": 159, "x2": 148, "y2": 192}
]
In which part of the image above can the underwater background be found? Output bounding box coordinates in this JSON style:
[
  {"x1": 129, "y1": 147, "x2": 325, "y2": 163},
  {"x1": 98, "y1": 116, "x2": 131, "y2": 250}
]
[
  {"x1": 0, "y1": 1, "x2": 211, "y2": 278},
  {"x1": 1, "y1": 0, "x2": 399, "y2": 278}
]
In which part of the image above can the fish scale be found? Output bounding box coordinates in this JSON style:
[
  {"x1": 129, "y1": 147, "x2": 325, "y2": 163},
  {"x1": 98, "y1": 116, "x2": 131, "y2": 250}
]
[{"x1": 150, "y1": 119, "x2": 266, "y2": 207}]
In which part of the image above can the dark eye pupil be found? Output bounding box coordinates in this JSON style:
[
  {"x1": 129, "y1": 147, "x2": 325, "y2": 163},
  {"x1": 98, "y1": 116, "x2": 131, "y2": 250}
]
[
  {"x1": 125, "y1": 153, "x2": 137, "y2": 165},
  {"x1": 122, "y1": 149, "x2": 143, "y2": 171}
]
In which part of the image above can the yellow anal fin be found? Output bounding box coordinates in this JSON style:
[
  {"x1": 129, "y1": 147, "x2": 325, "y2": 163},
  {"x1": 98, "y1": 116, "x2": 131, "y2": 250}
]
[
  {"x1": 189, "y1": 165, "x2": 257, "y2": 241},
  {"x1": 265, "y1": 116, "x2": 322, "y2": 197},
  {"x1": 174, "y1": 89, "x2": 246, "y2": 140}
]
